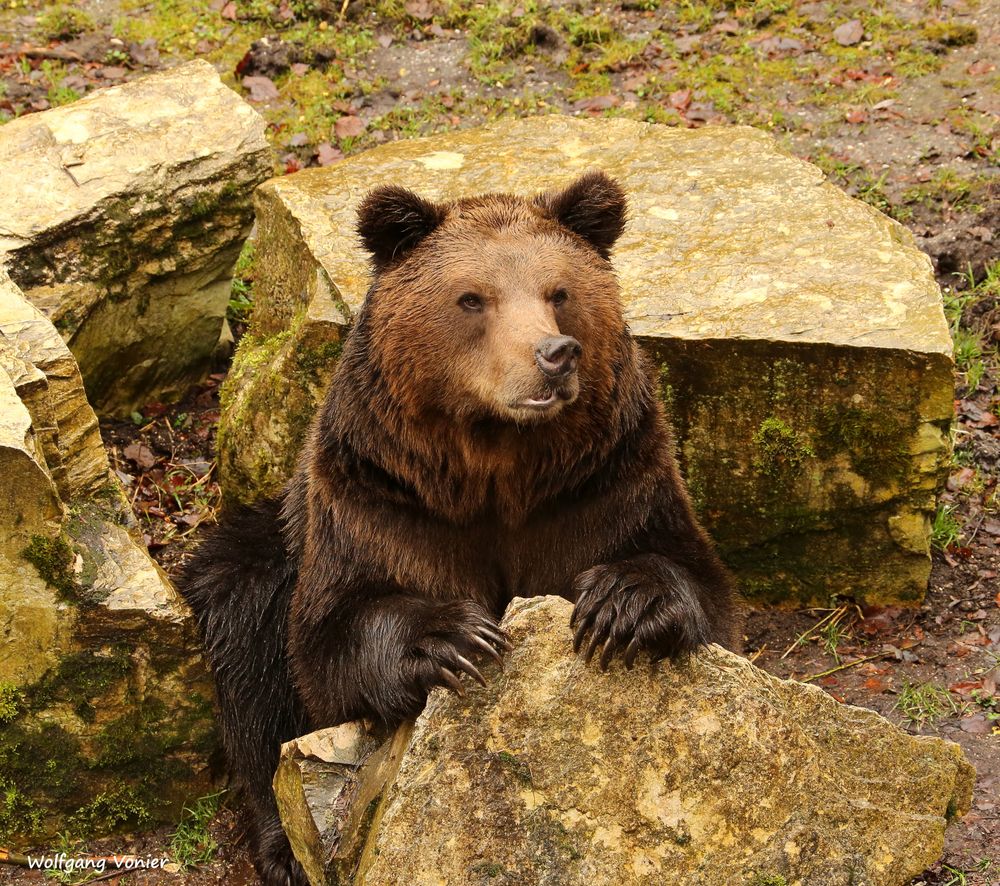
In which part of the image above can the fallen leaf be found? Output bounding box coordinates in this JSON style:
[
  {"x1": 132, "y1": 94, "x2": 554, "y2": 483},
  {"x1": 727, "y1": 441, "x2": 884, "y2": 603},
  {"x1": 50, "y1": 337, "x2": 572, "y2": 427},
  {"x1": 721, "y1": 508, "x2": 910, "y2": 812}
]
[
  {"x1": 220, "y1": 0, "x2": 237, "y2": 19},
  {"x1": 949, "y1": 679, "x2": 984, "y2": 696},
  {"x1": 123, "y1": 442, "x2": 156, "y2": 470},
  {"x1": 863, "y1": 677, "x2": 887, "y2": 693},
  {"x1": 242, "y1": 75, "x2": 279, "y2": 102},
  {"x1": 948, "y1": 466, "x2": 977, "y2": 491},
  {"x1": 845, "y1": 108, "x2": 868, "y2": 124},
  {"x1": 984, "y1": 667, "x2": 998, "y2": 695},
  {"x1": 834, "y1": 19, "x2": 864, "y2": 46},
  {"x1": 334, "y1": 115, "x2": 365, "y2": 138},
  {"x1": 404, "y1": 0, "x2": 434, "y2": 19},
  {"x1": 669, "y1": 88, "x2": 692, "y2": 110},
  {"x1": 572, "y1": 94, "x2": 620, "y2": 112},
  {"x1": 968, "y1": 59, "x2": 996, "y2": 76},
  {"x1": 316, "y1": 142, "x2": 344, "y2": 166},
  {"x1": 960, "y1": 715, "x2": 992, "y2": 734},
  {"x1": 290, "y1": 62, "x2": 310, "y2": 76},
  {"x1": 713, "y1": 19, "x2": 740, "y2": 34}
]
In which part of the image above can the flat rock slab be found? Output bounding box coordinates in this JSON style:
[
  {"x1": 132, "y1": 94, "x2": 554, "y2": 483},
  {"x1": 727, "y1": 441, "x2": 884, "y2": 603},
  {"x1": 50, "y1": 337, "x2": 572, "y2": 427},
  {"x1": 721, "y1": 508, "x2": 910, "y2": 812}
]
[
  {"x1": 0, "y1": 270, "x2": 215, "y2": 845},
  {"x1": 0, "y1": 60, "x2": 272, "y2": 415},
  {"x1": 220, "y1": 116, "x2": 952, "y2": 606},
  {"x1": 357, "y1": 596, "x2": 973, "y2": 886}
]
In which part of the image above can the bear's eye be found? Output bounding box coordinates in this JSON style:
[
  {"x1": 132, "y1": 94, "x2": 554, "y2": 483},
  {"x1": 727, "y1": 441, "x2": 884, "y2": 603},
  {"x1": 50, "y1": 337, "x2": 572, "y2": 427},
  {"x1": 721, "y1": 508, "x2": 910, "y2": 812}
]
[
  {"x1": 458, "y1": 293, "x2": 484, "y2": 312},
  {"x1": 550, "y1": 289, "x2": 569, "y2": 307}
]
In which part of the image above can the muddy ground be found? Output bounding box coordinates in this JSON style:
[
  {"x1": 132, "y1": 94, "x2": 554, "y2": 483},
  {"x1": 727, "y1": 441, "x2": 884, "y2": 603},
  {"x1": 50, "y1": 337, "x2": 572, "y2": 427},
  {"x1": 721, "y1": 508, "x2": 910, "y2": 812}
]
[{"x1": 1, "y1": 0, "x2": 998, "y2": 883}]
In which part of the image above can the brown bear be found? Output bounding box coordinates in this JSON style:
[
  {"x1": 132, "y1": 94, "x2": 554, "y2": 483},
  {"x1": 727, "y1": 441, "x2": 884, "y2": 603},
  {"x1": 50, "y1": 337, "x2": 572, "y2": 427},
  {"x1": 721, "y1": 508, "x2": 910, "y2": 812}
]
[{"x1": 181, "y1": 171, "x2": 741, "y2": 886}]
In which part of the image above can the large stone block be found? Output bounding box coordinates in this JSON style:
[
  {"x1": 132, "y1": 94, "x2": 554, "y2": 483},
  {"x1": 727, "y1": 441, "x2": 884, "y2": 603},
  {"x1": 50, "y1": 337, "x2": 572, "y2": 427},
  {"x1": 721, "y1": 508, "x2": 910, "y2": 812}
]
[
  {"x1": 0, "y1": 269, "x2": 215, "y2": 845},
  {"x1": 219, "y1": 116, "x2": 952, "y2": 605},
  {"x1": 355, "y1": 596, "x2": 973, "y2": 886},
  {"x1": 0, "y1": 60, "x2": 273, "y2": 415}
]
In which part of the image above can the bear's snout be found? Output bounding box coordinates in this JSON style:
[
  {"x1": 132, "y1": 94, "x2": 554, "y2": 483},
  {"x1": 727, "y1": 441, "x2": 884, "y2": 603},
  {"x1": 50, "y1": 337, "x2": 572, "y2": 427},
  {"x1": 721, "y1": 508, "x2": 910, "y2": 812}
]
[{"x1": 534, "y1": 335, "x2": 582, "y2": 380}]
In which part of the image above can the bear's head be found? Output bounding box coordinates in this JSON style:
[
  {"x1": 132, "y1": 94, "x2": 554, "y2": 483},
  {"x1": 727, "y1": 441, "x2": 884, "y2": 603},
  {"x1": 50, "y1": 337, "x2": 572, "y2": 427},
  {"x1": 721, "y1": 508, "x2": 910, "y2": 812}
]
[{"x1": 355, "y1": 171, "x2": 630, "y2": 426}]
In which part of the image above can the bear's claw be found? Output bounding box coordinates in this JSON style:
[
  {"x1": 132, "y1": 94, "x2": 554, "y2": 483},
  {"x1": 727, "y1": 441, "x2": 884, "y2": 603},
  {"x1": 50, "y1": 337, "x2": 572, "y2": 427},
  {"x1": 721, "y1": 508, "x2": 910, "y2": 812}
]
[
  {"x1": 571, "y1": 558, "x2": 711, "y2": 669},
  {"x1": 409, "y1": 601, "x2": 509, "y2": 698}
]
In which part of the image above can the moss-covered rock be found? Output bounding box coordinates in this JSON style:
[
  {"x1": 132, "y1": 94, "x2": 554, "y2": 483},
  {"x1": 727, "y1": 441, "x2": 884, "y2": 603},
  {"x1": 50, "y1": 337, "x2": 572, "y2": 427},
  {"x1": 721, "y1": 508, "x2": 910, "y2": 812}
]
[
  {"x1": 220, "y1": 116, "x2": 952, "y2": 605},
  {"x1": 0, "y1": 274, "x2": 215, "y2": 846},
  {"x1": 0, "y1": 61, "x2": 273, "y2": 416},
  {"x1": 357, "y1": 596, "x2": 974, "y2": 886}
]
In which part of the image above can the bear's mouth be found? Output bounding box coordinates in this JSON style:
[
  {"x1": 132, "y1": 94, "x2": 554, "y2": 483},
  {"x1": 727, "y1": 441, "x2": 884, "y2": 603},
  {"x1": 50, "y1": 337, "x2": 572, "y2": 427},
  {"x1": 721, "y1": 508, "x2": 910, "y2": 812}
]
[{"x1": 516, "y1": 385, "x2": 575, "y2": 412}]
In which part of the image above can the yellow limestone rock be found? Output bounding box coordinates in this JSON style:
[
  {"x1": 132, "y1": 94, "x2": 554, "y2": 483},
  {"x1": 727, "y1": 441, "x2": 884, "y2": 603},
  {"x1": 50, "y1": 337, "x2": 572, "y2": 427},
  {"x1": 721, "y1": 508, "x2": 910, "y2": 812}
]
[
  {"x1": 0, "y1": 60, "x2": 272, "y2": 414},
  {"x1": 219, "y1": 116, "x2": 952, "y2": 605},
  {"x1": 357, "y1": 596, "x2": 974, "y2": 886},
  {"x1": 0, "y1": 272, "x2": 214, "y2": 844}
]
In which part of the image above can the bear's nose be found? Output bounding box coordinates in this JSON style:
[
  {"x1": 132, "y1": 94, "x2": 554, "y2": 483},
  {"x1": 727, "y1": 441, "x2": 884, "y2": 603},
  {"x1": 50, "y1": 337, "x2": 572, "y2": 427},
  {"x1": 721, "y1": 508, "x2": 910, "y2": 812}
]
[{"x1": 535, "y1": 335, "x2": 582, "y2": 379}]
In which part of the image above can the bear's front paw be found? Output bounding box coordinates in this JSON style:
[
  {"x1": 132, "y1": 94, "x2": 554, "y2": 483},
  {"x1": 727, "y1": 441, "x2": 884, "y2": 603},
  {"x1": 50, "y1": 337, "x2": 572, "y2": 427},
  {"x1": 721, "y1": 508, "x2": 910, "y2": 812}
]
[
  {"x1": 407, "y1": 601, "x2": 512, "y2": 699},
  {"x1": 570, "y1": 558, "x2": 711, "y2": 670}
]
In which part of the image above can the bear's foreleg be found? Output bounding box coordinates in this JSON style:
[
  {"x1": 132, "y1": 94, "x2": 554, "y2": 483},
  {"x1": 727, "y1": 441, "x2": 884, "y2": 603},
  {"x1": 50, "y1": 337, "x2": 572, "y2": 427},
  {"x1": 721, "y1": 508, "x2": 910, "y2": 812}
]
[{"x1": 290, "y1": 594, "x2": 511, "y2": 729}]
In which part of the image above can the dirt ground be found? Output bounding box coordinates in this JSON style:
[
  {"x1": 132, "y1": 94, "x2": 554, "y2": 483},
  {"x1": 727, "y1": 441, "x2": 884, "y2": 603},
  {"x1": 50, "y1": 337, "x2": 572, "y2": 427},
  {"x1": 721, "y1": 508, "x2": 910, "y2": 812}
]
[{"x1": 1, "y1": 0, "x2": 998, "y2": 883}]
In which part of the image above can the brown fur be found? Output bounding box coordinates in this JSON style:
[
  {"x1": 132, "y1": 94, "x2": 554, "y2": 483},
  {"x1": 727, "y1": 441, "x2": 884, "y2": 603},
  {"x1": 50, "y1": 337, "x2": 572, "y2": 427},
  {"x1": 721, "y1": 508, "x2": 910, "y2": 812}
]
[{"x1": 182, "y1": 171, "x2": 741, "y2": 886}]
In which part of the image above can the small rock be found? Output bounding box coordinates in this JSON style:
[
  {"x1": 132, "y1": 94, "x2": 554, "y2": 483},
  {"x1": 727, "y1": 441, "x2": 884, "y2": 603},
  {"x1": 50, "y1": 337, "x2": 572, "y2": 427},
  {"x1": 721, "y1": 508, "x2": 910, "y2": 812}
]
[{"x1": 834, "y1": 19, "x2": 864, "y2": 45}]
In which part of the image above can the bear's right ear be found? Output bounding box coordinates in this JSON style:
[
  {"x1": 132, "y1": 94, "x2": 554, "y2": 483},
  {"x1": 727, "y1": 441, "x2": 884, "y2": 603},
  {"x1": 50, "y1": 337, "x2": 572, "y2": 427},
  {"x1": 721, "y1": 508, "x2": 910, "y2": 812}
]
[
  {"x1": 356, "y1": 186, "x2": 448, "y2": 271},
  {"x1": 534, "y1": 170, "x2": 628, "y2": 259}
]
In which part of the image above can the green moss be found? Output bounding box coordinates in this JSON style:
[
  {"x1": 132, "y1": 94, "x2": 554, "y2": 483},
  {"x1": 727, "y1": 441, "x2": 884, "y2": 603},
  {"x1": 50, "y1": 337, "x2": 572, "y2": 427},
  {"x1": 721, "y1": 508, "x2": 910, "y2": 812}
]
[
  {"x1": 0, "y1": 684, "x2": 22, "y2": 725},
  {"x1": 295, "y1": 338, "x2": 343, "y2": 377},
  {"x1": 922, "y1": 21, "x2": 977, "y2": 46},
  {"x1": 945, "y1": 797, "x2": 959, "y2": 823},
  {"x1": 752, "y1": 418, "x2": 814, "y2": 478},
  {"x1": 93, "y1": 700, "x2": 168, "y2": 768},
  {"x1": 658, "y1": 363, "x2": 676, "y2": 418},
  {"x1": 0, "y1": 776, "x2": 42, "y2": 843},
  {"x1": 69, "y1": 782, "x2": 152, "y2": 836},
  {"x1": 749, "y1": 875, "x2": 788, "y2": 886},
  {"x1": 816, "y1": 404, "x2": 913, "y2": 486},
  {"x1": 471, "y1": 861, "x2": 507, "y2": 878},
  {"x1": 22, "y1": 535, "x2": 79, "y2": 601},
  {"x1": 29, "y1": 649, "x2": 133, "y2": 722},
  {"x1": 0, "y1": 722, "x2": 83, "y2": 803}
]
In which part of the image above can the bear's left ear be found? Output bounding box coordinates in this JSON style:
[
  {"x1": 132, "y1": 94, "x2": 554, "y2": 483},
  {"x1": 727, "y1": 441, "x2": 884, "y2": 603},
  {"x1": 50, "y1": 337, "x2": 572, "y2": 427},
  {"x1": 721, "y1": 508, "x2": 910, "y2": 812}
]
[
  {"x1": 534, "y1": 170, "x2": 628, "y2": 259},
  {"x1": 356, "y1": 185, "x2": 448, "y2": 271}
]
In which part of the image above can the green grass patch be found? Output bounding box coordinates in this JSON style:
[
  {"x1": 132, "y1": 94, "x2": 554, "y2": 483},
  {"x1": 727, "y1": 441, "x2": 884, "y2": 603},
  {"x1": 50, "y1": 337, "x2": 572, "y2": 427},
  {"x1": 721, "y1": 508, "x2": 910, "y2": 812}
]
[
  {"x1": 170, "y1": 790, "x2": 225, "y2": 869},
  {"x1": 36, "y1": 6, "x2": 95, "y2": 40},
  {"x1": 931, "y1": 504, "x2": 963, "y2": 551},
  {"x1": 895, "y1": 681, "x2": 958, "y2": 724}
]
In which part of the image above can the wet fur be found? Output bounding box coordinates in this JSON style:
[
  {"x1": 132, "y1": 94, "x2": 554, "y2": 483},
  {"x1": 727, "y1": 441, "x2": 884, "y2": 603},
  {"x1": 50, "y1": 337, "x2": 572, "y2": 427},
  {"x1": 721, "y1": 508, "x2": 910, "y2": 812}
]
[{"x1": 181, "y1": 172, "x2": 741, "y2": 886}]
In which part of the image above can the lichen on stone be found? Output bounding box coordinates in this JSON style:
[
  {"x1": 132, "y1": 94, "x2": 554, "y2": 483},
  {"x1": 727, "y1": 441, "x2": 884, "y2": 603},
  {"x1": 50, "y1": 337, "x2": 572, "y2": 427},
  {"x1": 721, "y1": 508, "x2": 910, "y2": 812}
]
[{"x1": 751, "y1": 417, "x2": 815, "y2": 479}]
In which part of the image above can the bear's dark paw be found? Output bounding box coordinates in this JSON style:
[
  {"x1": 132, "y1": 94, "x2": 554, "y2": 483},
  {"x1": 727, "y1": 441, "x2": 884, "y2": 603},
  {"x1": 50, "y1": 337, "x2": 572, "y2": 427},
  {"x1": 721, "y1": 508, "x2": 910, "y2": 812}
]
[
  {"x1": 570, "y1": 558, "x2": 712, "y2": 670},
  {"x1": 407, "y1": 601, "x2": 512, "y2": 699},
  {"x1": 256, "y1": 821, "x2": 309, "y2": 886}
]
